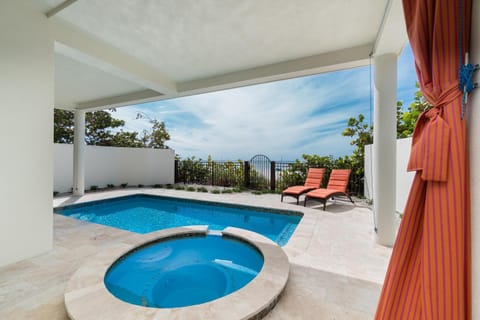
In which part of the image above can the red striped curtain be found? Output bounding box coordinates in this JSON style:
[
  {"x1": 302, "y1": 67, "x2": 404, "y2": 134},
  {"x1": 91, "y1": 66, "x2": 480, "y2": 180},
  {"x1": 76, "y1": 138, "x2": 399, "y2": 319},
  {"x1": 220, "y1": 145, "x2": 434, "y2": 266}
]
[{"x1": 375, "y1": 0, "x2": 471, "y2": 319}]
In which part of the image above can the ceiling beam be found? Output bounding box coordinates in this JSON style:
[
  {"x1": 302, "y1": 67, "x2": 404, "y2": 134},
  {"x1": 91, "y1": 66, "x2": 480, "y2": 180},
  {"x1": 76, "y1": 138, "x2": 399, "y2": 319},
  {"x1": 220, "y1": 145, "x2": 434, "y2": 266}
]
[
  {"x1": 50, "y1": 18, "x2": 178, "y2": 95},
  {"x1": 45, "y1": 0, "x2": 77, "y2": 18},
  {"x1": 76, "y1": 89, "x2": 163, "y2": 111},
  {"x1": 176, "y1": 44, "x2": 372, "y2": 96}
]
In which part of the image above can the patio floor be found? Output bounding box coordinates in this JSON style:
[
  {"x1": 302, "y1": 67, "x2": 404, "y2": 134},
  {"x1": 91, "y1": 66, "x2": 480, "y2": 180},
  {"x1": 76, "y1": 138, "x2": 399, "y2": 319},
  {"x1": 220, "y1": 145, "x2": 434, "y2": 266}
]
[{"x1": 0, "y1": 188, "x2": 393, "y2": 319}]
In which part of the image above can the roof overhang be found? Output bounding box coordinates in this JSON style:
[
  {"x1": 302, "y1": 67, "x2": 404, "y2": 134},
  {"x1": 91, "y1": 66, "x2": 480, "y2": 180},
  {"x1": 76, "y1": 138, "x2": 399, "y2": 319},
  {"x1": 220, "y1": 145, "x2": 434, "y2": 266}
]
[{"x1": 32, "y1": 0, "x2": 407, "y2": 110}]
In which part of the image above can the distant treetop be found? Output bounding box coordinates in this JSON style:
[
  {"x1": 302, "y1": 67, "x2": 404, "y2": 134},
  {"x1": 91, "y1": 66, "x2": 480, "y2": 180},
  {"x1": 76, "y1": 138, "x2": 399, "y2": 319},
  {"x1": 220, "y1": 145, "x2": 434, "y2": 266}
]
[{"x1": 53, "y1": 108, "x2": 170, "y2": 148}]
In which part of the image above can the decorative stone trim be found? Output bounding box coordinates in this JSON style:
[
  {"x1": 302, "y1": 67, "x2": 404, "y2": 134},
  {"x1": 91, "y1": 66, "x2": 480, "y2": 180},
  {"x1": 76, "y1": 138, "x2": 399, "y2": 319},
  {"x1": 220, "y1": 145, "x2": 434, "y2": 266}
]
[{"x1": 64, "y1": 226, "x2": 290, "y2": 320}]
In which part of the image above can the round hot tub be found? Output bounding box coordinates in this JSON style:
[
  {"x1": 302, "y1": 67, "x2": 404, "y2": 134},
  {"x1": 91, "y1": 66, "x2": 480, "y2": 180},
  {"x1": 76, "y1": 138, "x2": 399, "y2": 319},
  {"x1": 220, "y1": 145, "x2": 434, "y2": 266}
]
[
  {"x1": 104, "y1": 234, "x2": 264, "y2": 308},
  {"x1": 64, "y1": 226, "x2": 289, "y2": 320}
]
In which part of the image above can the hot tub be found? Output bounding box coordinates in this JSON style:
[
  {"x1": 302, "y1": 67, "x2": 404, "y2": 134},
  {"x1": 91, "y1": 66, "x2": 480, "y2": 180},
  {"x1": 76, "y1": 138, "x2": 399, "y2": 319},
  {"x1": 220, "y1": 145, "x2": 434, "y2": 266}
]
[
  {"x1": 64, "y1": 226, "x2": 290, "y2": 320},
  {"x1": 104, "y1": 234, "x2": 264, "y2": 308}
]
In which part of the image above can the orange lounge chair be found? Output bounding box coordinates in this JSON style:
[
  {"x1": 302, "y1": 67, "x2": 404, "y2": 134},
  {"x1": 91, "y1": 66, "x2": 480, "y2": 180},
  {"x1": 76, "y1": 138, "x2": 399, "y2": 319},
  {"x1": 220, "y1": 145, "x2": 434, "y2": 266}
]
[
  {"x1": 281, "y1": 168, "x2": 325, "y2": 204},
  {"x1": 304, "y1": 169, "x2": 354, "y2": 210}
]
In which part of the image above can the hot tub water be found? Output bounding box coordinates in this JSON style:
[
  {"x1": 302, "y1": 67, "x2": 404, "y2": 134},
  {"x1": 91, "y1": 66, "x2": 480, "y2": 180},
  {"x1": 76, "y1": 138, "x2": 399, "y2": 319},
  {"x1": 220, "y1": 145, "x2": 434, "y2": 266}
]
[{"x1": 104, "y1": 234, "x2": 264, "y2": 308}]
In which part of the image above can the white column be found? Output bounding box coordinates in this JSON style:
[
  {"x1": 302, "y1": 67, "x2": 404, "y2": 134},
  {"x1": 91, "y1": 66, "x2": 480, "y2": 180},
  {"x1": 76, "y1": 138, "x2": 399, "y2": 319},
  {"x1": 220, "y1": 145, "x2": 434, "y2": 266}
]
[
  {"x1": 73, "y1": 110, "x2": 86, "y2": 196},
  {"x1": 373, "y1": 53, "x2": 397, "y2": 247},
  {"x1": 468, "y1": 0, "x2": 480, "y2": 317},
  {"x1": 0, "y1": 0, "x2": 54, "y2": 266}
]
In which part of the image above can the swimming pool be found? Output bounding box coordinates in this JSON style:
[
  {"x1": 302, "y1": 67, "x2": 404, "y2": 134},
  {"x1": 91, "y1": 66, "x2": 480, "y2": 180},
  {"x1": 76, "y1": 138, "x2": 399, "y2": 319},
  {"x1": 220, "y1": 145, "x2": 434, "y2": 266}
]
[{"x1": 55, "y1": 194, "x2": 302, "y2": 246}]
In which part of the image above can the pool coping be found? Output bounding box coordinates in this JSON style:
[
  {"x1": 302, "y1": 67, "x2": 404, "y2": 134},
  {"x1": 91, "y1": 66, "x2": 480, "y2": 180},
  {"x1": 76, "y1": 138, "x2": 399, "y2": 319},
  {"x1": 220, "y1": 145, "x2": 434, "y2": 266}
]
[
  {"x1": 54, "y1": 193, "x2": 303, "y2": 246},
  {"x1": 64, "y1": 225, "x2": 290, "y2": 320},
  {"x1": 54, "y1": 193, "x2": 304, "y2": 217}
]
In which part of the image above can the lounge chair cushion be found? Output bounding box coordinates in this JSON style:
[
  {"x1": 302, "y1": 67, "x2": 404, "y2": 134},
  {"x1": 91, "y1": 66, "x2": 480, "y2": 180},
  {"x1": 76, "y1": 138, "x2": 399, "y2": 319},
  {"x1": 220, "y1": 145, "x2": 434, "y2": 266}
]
[
  {"x1": 282, "y1": 185, "x2": 316, "y2": 196},
  {"x1": 305, "y1": 188, "x2": 342, "y2": 199}
]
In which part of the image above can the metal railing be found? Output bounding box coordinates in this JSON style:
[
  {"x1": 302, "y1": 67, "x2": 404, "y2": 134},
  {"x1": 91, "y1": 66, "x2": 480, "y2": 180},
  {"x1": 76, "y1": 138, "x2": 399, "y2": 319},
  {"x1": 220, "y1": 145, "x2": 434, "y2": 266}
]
[
  {"x1": 175, "y1": 159, "x2": 364, "y2": 196},
  {"x1": 175, "y1": 160, "x2": 246, "y2": 188}
]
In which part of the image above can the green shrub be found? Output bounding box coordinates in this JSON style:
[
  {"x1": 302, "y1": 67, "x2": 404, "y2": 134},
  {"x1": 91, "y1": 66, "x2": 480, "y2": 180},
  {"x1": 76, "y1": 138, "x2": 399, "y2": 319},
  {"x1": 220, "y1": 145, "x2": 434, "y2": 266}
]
[
  {"x1": 221, "y1": 189, "x2": 233, "y2": 194},
  {"x1": 138, "y1": 184, "x2": 144, "y2": 188},
  {"x1": 186, "y1": 186, "x2": 196, "y2": 192},
  {"x1": 53, "y1": 191, "x2": 59, "y2": 197},
  {"x1": 90, "y1": 185, "x2": 98, "y2": 191},
  {"x1": 107, "y1": 184, "x2": 114, "y2": 188},
  {"x1": 175, "y1": 185, "x2": 185, "y2": 190},
  {"x1": 121, "y1": 183, "x2": 128, "y2": 188},
  {"x1": 211, "y1": 189, "x2": 221, "y2": 194},
  {"x1": 153, "y1": 184, "x2": 163, "y2": 188},
  {"x1": 197, "y1": 187, "x2": 208, "y2": 192},
  {"x1": 166, "y1": 184, "x2": 173, "y2": 189}
]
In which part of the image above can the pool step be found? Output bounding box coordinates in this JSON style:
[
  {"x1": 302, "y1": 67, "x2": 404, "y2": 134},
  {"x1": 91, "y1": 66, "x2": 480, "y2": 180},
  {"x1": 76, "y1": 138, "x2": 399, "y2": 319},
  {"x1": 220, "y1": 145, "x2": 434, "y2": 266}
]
[{"x1": 213, "y1": 259, "x2": 259, "y2": 276}]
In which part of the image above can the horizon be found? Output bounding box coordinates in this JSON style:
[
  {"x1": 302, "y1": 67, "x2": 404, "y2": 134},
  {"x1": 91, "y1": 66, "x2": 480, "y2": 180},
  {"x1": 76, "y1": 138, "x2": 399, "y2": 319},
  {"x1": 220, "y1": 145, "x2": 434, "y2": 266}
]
[{"x1": 111, "y1": 44, "x2": 417, "y2": 161}]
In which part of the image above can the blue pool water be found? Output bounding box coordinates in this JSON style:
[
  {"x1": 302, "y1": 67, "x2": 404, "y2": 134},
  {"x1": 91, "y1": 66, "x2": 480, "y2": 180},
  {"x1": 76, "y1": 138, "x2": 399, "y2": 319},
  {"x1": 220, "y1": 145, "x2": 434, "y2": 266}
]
[
  {"x1": 104, "y1": 234, "x2": 264, "y2": 308},
  {"x1": 55, "y1": 195, "x2": 302, "y2": 246}
]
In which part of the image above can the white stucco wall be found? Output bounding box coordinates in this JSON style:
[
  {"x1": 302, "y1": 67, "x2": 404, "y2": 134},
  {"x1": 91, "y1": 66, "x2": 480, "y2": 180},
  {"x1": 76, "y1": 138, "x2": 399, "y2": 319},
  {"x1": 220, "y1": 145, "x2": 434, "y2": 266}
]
[
  {"x1": 0, "y1": 1, "x2": 54, "y2": 266},
  {"x1": 468, "y1": 0, "x2": 480, "y2": 317},
  {"x1": 394, "y1": 138, "x2": 415, "y2": 213},
  {"x1": 364, "y1": 137, "x2": 415, "y2": 213},
  {"x1": 54, "y1": 144, "x2": 175, "y2": 192}
]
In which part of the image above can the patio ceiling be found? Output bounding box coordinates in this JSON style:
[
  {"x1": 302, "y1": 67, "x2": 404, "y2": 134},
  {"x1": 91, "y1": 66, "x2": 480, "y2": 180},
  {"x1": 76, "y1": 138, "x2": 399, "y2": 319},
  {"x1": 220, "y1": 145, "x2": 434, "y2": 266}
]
[{"x1": 32, "y1": 0, "x2": 407, "y2": 110}]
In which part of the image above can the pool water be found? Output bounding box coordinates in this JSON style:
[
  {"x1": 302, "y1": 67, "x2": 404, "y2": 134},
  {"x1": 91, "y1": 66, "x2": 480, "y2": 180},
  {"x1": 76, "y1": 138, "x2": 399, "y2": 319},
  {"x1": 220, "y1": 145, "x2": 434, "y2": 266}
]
[
  {"x1": 55, "y1": 195, "x2": 302, "y2": 246},
  {"x1": 104, "y1": 234, "x2": 264, "y2": 308}
]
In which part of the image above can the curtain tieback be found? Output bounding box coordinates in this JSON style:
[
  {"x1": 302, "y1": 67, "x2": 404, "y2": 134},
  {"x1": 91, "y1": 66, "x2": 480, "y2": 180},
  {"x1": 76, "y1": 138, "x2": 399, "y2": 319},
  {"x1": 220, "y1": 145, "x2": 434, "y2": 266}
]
[{"x1": 406, "y1": 84, "x2": 461, "y2": 182}]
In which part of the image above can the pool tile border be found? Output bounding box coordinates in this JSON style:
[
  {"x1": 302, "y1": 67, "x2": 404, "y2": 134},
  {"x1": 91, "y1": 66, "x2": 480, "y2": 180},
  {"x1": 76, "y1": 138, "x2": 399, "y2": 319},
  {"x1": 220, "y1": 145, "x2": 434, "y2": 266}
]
[{"x1": 64, "y1": 226, "x2": 290, "y2": 320}]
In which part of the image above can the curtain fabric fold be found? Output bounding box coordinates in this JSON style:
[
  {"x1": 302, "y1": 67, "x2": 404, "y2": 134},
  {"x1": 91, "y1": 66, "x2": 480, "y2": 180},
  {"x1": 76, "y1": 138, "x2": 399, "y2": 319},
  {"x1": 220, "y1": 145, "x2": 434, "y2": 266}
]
[{"x1": 375, "y1": 0, "x2": 471, "y2": 319}]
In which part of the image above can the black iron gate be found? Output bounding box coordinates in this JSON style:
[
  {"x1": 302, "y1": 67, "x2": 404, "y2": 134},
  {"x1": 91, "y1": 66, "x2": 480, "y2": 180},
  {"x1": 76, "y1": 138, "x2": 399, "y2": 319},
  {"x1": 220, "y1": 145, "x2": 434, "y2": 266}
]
[{"x1": 249, "y1": 154, "x2": 273, "y2": 190}]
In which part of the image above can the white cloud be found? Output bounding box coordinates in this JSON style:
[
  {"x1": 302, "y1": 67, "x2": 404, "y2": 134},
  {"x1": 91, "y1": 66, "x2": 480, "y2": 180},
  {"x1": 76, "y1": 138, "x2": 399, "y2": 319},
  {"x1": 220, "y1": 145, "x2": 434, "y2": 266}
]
[{"x1": 111, "y1": 57, "x2": 415, "y2": 161}]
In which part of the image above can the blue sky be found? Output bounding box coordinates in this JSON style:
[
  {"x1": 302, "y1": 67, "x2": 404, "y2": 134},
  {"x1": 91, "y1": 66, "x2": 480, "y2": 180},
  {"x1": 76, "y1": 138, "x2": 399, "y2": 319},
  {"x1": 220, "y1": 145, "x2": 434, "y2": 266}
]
[{"x1": 112, "y1": 45, "x2": 418, "y2": 161}]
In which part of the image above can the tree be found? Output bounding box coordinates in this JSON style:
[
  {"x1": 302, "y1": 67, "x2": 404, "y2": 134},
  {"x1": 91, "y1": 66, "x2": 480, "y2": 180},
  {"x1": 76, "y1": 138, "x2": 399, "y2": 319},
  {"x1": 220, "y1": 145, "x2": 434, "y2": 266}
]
[
  {"x1": 111, "y1": 130, "x2": 144, "y2": 148},
  {"x1": 85, "y1": 110, "x2": 125, "y2": 146},
  {"x1": 135, "y1": 113, "x2": 171, "y2": 148},
  {"x1": 53, "y1": 108, "x2": 170, "y2": 148},
  {"x1": 397, "y1": 84, "x2": 431, "y2": 138},
  {"x1": 342, "y1": 113, "x2": 373, "y2": 173},
  {"x1": 54, "y1": 109, "x2": 74, "y2": 143},
  {"x1": 144, "y1": 120, "x2": 170, "y2": 148}
]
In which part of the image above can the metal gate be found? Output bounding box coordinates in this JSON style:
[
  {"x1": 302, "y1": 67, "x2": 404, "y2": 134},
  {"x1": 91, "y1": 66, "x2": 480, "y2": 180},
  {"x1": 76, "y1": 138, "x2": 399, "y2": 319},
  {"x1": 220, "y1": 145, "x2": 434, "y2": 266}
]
[{"x1": 249, "y1": 154, "x2": 271, "y2": 190}]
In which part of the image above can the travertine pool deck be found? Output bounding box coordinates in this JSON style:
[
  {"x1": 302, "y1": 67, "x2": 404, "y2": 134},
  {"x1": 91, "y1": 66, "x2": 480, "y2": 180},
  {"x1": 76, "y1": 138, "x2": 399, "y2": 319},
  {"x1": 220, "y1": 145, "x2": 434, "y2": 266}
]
[{"x1": 0, "y1": 188, "x2": 393, "y2": 319}]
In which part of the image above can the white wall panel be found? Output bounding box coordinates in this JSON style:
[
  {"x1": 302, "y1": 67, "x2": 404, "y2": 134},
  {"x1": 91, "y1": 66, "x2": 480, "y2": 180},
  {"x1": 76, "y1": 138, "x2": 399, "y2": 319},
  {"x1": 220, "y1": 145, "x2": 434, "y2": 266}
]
[
  {"x1": 364, "y1": 137, "x2": 415, "y2": 214},
  {"x1": 54, "y1": 144, "x2": 175, "y2": 192}
]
